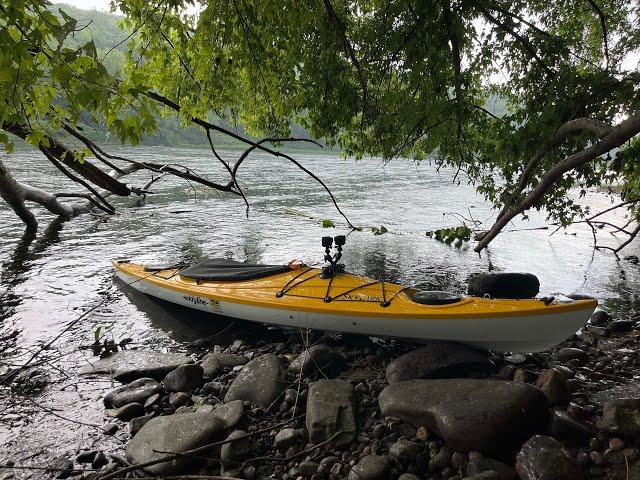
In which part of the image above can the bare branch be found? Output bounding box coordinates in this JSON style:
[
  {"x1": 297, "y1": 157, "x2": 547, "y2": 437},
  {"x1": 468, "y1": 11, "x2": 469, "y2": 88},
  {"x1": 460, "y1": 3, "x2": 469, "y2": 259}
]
[
  {"x1": 584, "y1": 0, "x2": 610, "y2": 70},
  {"x1": 441, "y1": 0, "x2": 463, "y2": 141},
  {"x1": 205, "y1": 128, "x2": 250, "y2": 214},
  {"x1": 323, "y1": 0, "x2": 369, "y2": 116}
]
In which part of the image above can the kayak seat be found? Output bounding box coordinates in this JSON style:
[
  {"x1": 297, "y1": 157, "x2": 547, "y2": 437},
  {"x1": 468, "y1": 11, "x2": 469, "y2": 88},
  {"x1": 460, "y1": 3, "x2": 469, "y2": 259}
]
[
  {"x1": 179, "y1": 258, "x2": 291, "y2": 281},
  {"x1": 412, "y1": 290, "x2": 463, "y2": 305}
]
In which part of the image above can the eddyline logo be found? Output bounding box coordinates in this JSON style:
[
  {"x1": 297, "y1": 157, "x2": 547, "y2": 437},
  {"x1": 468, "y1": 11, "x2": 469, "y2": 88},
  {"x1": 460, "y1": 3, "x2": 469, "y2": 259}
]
[{"x1": 183, "y1": 295, "x2": 208, "y2": 306}]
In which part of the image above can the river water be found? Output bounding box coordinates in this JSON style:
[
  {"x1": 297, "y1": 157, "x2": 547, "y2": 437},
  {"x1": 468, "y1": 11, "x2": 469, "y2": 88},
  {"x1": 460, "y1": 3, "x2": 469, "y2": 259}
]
[{"x1": 1, "y1": 145, "x2": 639, "y2": 474}]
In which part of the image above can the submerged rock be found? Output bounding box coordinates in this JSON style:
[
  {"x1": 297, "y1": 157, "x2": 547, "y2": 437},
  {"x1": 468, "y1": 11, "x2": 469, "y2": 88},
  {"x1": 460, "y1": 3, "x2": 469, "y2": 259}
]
[
  {"x1": 224, "y1": 354, "x2": 287, "y2": 407},
  {"x1": 126, "y1": 412, "x2": 225, "y2": 475},
  {"x1": 378, "y1": 379, "x2": 548, "y2": 453},
  {"x1": 306, "y1": 379, "x2": 356, "y2": 446},
  {"x1": 515, "y1": 435, "x2": 583, "y2": 480},
  {"x1": 386, "y1": 341, "x2": 495, "y2": 384},
  {"x1": 79, "y1": 351, "x2": 191, "y2": 381},
  {"x1": 201, "y1": 353, "x2": 248, "y2": 379},
  {"x1": 103, "y1": 377, "x2": 162, "y2": 408},
  {"x1": 163, "y1": 364, "x2": 204, "y2": 392},
  {"x1": 288, "y1": 344, "x2": 347, "y2": 378},
  {"x1": 47, "y1": 456, "x2": 74, "y2": 479}
]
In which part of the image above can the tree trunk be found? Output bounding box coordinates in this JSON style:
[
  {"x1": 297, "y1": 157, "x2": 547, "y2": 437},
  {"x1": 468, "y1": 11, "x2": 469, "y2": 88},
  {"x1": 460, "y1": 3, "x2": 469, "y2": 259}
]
[{"x1": 0, "y1": 159, "x2": 38, "y2": 231}]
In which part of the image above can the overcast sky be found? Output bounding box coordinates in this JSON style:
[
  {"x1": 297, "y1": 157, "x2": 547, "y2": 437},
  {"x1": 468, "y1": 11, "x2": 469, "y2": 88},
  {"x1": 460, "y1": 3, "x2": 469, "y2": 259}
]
[{"x1": 51, "y1": 0, "x2": 113, "y2": 11}]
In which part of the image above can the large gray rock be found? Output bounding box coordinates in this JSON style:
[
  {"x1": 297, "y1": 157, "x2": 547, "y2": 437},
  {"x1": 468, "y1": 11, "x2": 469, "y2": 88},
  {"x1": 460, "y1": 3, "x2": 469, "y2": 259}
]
[
  {"x1": 79, "y1": 351, "x2": 191, "y2": 381},
  {"x1": 163, "y1": 364, "x2": 204, "y2": 392},
  {"x1": 348, "y1": 455, "x2": 390, "y2": 480},
  {"x1": 515, "y1": 435, "x2": 584, "y2": 480},
  {"x1": 224, "y1": 354, "x2": 287, "y2": 407},
  {"x1": 289, "y1": 344, "x2": 347, "y2": 378},
  {"x1": 306, "y1": 379, "x2": 356, "y2": 446},
  {"x1": 103, "y1": 378, "x2": 162, "y2": 408},
  {"x1": 386, "y1": 341, "x2": 494, "y2": 384},
  {"x1": 201, "y1": 353, "x2": 248, "y2": 379},
  {"x1": 126, "y1": 412, "x2": 225, "y2": 475},
  {"x1": 378, "y1": 379, "x2": 548, "y2": 453},
  {"x1": 597, "y1": 399, "x2": 640, "y2": 435}
]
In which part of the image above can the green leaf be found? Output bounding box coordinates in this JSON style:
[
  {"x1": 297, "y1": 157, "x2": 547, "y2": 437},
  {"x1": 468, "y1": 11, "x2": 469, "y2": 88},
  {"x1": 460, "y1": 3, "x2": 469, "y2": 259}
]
[
  {"x1": 25, "y1": 130, "x2": 50, "y2": 148},
  {"x1": 371, "y1": 225, "x2": 389, "y2": 235},
  {"x1": 0, "y1": 67, "x2": 14, "y2": 82}
]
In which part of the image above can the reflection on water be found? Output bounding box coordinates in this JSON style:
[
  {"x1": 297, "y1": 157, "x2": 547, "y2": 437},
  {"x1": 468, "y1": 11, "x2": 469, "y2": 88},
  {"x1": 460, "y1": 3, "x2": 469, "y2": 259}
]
[{"x1": 1, "y1": 145, "x2": 640, "y2": 469}]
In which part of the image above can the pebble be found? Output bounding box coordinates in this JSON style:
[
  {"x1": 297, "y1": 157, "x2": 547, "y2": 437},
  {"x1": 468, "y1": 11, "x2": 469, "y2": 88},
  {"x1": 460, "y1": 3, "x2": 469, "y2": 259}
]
[
  {"x1": 609, "y1": 438, "x2": 624, "y2": 451},
  {"x1": 162, "y1": 364, "x2": 204, "y2": 392},
  {"x1": 91, "y1": 451, "x2": 109, "y2": 469},
  {"x1": 348, "y1": 455, "x2": 390, "y2": 480},
  {"x1": 416, "y1": 425, "x2": 429, "y2": 441},
  {"x1": 115, "y1": 402, "x2": 145, "y2": 421},
  {"x1": 102, "y1": 423, "x2": 118, "y2": 435},
  {"x1": 129, "y1": 414, "x2": 153, "y2": 436},
  {"x1": 275, "y1": 428, "x2": 299, "y2": 450},
  {"x1": 220, "y1": 430, "x2": 251, "y2": 463},
  {"x1": 389, "y1": 439, "x2": 423, "y2": 462},
  {"x1": 169, "y1": 391, "x2": 190, "y2": 407}
]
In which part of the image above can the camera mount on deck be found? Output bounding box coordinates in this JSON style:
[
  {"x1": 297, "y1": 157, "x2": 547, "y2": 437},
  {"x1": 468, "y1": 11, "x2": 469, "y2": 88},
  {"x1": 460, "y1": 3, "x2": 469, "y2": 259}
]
[{"x1": 321, "y1": 235, "x2": 346, "y2": 279}]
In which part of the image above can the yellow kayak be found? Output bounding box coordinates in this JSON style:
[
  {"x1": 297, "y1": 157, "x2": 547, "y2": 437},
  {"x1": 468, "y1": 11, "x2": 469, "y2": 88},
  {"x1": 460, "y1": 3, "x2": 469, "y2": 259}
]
[{"x1": 113, "y1": 259, "x2": 597, "y2": 352}]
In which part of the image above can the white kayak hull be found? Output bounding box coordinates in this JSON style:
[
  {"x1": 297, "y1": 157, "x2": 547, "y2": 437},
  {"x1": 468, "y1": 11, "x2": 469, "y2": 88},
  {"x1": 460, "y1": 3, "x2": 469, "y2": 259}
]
[{"x1": 116, "y1": 269, "x2": 593, "y2": 352}]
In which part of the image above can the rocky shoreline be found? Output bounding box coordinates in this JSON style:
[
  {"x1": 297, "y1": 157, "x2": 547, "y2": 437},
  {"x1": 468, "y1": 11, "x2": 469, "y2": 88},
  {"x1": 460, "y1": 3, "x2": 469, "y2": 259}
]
[{"x1": 10, "y1": 308, "x2": 640, "y2": 480}]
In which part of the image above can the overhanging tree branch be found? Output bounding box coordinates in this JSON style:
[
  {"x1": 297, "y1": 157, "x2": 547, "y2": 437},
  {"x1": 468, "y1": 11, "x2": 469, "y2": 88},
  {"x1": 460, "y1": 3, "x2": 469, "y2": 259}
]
[
  {"x1": 497, "y1": 117, "x2": 614, "y2": 220},
  {"x1": 476, "y1": 112, "x2": 640, "y2": 252}
]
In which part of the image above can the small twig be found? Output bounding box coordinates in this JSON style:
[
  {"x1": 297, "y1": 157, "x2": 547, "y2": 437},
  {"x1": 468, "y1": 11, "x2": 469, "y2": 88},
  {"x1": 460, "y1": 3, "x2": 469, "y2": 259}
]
[{"x1": 242, "y1": 431, "x2": 345, "y2": 464}]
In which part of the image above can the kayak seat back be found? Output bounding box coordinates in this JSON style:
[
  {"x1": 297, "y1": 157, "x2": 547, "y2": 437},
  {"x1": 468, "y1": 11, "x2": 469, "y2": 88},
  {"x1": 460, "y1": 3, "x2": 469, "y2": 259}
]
[
  {"x1": 412, "y1": 290, "x2": 463, "y2": 305},
  {"x1": 179, "y1": 258, "x2": 291, "y2": 281}
]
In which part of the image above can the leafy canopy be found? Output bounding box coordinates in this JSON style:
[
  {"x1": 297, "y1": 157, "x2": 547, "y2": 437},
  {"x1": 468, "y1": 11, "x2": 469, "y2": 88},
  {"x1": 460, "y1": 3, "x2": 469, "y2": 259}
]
[
  {"x1": 112, "y1": 0, "x2": 640, "y2": 226},
  {"x1": 2, "y1": 0, "x2": 640, "y2": 233}
]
